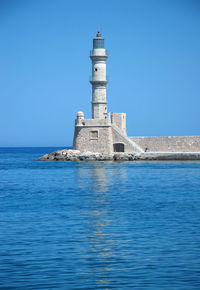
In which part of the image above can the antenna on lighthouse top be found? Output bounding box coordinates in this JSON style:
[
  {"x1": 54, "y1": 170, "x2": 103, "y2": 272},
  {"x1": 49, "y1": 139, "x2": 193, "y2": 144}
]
[{"x1": 96, "y1": 30, "x2": 101, "y2": 38}]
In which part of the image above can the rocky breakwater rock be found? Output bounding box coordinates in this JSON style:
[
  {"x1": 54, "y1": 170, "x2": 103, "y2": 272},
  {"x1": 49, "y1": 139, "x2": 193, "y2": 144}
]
[
  {"x1": 37, "y1": 150, "x2": 138, "y2": 161},
  {"x1": 37, "y1": 150, "x2": 200, "y2": 161},
  {"x1": 38, "y1": 150, "x2": 82, "y2": 161}
]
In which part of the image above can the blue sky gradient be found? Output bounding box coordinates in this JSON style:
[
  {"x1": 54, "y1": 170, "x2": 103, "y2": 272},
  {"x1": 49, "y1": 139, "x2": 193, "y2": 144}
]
[{"x1": 0, "y1": 0, "x2": 200, "y2": 146}]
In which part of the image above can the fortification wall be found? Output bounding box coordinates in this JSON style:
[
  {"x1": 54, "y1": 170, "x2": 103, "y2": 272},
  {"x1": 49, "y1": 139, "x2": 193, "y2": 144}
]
[
  {"x1": 76, "y1": 118, "x2": 111, "y2": 127},
  {"x1": 111, "y1": 113, "x2": 127, "y2": 136},
  {"x1": 112, "y1": 126, "x2": 141, "y2": 153},
  {"x1": 129, "y1": 136, "x2": 200, "y2": 152},
  {"x1": 73, "y1": 125, "x2": 113, "y2": 153}
]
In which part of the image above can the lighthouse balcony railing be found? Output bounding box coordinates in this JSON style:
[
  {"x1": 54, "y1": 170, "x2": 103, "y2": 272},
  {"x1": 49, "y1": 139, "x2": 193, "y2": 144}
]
[
  {"x1": 90, "y1": 50, "x2": 108, "y2": 57},
  {"x1": 89, "y1": 75, "x2": 109, "y2": 82}
]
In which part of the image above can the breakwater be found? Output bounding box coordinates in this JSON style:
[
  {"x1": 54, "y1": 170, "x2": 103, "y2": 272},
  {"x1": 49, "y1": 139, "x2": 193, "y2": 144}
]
[{"x1": 38, "y1": 149, "x2": 200, "y2": 161}]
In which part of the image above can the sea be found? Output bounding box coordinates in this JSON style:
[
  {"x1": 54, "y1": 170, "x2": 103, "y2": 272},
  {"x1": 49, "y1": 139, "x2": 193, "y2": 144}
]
[{"x1": 0, "y1": 147, "x2": 200, "y2": 289}]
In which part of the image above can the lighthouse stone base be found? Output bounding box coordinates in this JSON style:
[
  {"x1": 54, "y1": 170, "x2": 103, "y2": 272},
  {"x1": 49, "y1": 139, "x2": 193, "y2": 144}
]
[{"x1": 73, "y1": 112, "x2": 144, "y2": 154}]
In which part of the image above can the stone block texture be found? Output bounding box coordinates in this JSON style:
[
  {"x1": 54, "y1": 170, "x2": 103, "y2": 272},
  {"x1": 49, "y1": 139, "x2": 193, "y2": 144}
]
[
  {"x1": 73, "y1": 125, "x2": 113, "y2": 153},
  {"x1": 129, "y1": 136, "x2": 200, "y2": 152},
  {"x1": 112, "y1": 126, "x2": 142, "y2": 153},
  {"x1": 111, "y1": 113, "x2": 127, "y2": 136},
  {"x1": 73, "y1": 121, "x2": 200, "y2": 153}
]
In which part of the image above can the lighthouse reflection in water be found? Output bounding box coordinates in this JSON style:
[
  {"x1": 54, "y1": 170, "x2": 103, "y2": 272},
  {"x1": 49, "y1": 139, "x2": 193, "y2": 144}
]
[{"x1": 76, "y1": 163, "x2": 127, "y2": 288}]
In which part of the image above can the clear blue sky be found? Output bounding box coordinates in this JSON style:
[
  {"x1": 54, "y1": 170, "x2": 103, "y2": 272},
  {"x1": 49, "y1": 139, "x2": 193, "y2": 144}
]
[{"x1": 0, "y1": 0, "x2": 200, "y2": 146}]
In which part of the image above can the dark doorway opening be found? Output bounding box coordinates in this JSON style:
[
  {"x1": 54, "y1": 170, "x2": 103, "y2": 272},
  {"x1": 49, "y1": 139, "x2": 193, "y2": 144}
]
[{"x1": 113, "y1": 143, "x2": 125, "y2": 152}]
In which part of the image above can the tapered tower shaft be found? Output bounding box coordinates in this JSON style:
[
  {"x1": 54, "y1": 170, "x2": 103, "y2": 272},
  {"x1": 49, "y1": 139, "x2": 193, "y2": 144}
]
[{"x1": 90, "y1": 31, "x2": 108, "y2": 119}]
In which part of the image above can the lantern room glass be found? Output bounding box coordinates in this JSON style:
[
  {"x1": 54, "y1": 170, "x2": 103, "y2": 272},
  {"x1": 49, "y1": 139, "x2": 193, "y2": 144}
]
[{"x1": 93, "y1": 39, "x2": 104, "y2": 49}]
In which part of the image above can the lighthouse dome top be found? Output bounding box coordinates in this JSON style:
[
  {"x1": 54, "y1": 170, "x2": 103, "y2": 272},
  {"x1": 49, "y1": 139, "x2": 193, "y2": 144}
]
[{"x1": 96, "y1": 31, "x2": 102, "y2": 38}]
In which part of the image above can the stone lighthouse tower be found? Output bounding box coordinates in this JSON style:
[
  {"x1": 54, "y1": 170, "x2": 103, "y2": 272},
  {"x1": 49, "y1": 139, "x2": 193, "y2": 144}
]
[
  {"x1": 90, "y1": 31, "x2": 108, "y2": 119},
  {"x1": 73, "y1": 31, "x2": 142, "y2": 154}
]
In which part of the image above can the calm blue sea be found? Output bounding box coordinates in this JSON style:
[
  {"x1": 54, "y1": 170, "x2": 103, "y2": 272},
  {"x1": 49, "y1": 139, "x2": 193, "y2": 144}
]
[{"x1": 0, "y1": 147, "x2": 200, "y2": 289}]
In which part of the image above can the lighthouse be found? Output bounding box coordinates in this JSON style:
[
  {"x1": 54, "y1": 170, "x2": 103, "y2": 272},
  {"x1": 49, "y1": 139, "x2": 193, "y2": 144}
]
[
  {"x1": 90, "y1": 31, "x2": 108, "y2": 119},
  {"x1": 73, "y1": 31, "x2": 142, "y2": 154}
]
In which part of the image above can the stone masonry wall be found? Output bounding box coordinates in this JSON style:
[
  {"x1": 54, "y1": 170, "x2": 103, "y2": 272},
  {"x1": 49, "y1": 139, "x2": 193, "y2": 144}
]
[
  {"x1": 112, "y1": 127, "x2": 141, "y2": 153},
  {"x1": 111, "y1": 113, "x2": 127, "y2": 136},
  {"x1": 73, "y1": 125, "x2": 113, "y2": 153},
  {"x1": 129, "y1": 136, "x2": 200, "y2": 152}
]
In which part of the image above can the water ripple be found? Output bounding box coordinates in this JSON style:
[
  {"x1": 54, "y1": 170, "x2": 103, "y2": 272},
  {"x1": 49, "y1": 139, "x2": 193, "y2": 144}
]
[{"x1": 0, "y1": 148, "x2": 200, "y2": 289}]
